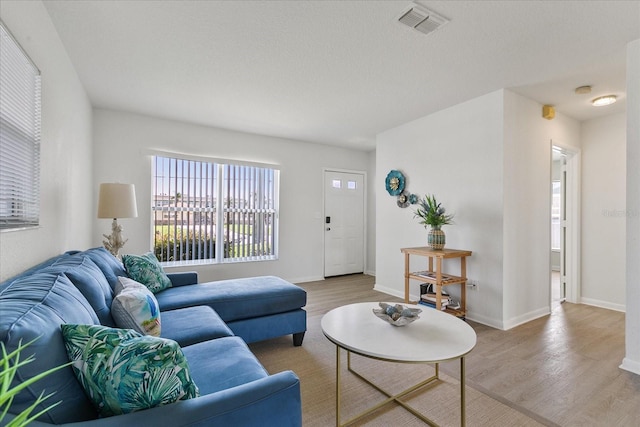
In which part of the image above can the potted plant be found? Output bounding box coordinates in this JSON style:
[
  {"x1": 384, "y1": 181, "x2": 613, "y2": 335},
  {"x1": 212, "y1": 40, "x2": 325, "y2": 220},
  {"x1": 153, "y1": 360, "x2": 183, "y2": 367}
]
[
  {"x1": 1, "y1": 339, "x2": 69, "y2": 427},
  {"x1": 414, "y1": 194, "x2": 454, "y2": 250}
]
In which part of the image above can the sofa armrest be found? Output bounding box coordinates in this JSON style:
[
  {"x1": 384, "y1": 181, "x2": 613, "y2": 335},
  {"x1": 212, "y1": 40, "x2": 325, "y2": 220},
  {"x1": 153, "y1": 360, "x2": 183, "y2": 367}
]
[
  {"x1": 166, "y1": 271, "x2": 198, "y2": 287},
  {"x1": 13, "y1": 371, "x2": 301, "y2": 427}
]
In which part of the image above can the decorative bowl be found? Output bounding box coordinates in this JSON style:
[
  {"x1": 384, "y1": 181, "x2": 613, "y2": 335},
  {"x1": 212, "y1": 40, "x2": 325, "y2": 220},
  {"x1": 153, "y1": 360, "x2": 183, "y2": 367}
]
[{"x1": 373, "y1": 302, "x2": 421, "y2": 327}]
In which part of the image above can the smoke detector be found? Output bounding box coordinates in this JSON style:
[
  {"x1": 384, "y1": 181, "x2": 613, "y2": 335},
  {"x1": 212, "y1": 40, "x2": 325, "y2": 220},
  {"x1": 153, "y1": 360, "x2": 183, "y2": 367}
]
[
  {"x1": 398, "y1": 4, "x2": 450, "y2": 35},
  {"x1": 575, "y1": 85, "x2": 592, "y2": 95}
]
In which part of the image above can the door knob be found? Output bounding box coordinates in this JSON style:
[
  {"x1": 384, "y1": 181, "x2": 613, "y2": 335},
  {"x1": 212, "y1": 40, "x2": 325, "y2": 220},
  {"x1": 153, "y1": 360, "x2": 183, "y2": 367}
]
[{"x1": 326, "y1": 227, "x2": 331, "y2": 231}]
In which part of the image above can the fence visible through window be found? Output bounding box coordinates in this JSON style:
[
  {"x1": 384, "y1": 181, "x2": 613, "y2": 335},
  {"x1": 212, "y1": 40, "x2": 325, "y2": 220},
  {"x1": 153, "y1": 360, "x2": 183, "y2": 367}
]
[{"x1": 152, "y1": 156, "x2": 278, "y2": 263}]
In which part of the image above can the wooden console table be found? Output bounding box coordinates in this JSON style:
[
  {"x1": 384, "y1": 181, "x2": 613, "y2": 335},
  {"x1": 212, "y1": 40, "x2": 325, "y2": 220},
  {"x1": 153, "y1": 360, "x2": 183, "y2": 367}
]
[{"x1": 401, "y1": 247, "x2": 472, "y2": 318}]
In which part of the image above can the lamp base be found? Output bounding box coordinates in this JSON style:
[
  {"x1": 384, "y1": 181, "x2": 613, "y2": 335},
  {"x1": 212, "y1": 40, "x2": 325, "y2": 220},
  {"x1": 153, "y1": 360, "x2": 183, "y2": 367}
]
[{"x1": 102, "y1": 218, "x2": 128, "y2": 257}]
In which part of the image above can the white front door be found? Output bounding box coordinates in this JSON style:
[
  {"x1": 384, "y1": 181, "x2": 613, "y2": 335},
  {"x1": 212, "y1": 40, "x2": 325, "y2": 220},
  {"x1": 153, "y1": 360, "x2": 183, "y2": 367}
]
[{"x1": 324, "y1": 171, "x2": 365, "y2": 277}]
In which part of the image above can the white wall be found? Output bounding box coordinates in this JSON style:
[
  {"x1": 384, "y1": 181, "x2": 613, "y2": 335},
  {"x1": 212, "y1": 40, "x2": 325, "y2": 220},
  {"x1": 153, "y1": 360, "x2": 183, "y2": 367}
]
[
  {"x1": 502, "y1": 91, "x2": 580, "y2": 328},
  {"x1": 376, "y1": 90, "x2": 505, "y2": 327},
  {"x1": 581, "y1": 113, "x2": 626, "y2": 311},
  {"x1": 622, "y1": 38, "x2": 640, "y2": 375},
  {"x1": 92, "y1": 109, "x2": 373, "y2": 284},
  {"x1": 376, "y1": 89, "x2": 581, "y2": 329},
  {"x1": 0, "y1": 1, "x2": 93, "y2": 281}
]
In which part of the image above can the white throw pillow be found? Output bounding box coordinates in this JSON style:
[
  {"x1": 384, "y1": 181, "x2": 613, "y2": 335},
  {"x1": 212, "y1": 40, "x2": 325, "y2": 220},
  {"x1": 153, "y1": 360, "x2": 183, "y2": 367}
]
[{"x1": 111, "y1": 276, "x2": 161, "y2": 336}]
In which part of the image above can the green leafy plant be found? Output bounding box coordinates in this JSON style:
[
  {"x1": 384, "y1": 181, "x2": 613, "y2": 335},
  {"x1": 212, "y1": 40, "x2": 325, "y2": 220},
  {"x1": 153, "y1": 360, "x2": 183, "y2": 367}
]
[
  {"x1": 1, "y1": 339, "x2": 70, "y2": 427},
  {"x1": 414, "y1": 194, "x2": 454, "y2": 228}
]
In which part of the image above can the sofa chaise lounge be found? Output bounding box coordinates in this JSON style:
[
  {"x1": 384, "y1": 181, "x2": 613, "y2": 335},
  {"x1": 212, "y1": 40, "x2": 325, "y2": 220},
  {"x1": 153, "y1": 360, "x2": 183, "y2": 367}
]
[{"x1": 0, "y1": 247, "x2": 306, "y2": 426}]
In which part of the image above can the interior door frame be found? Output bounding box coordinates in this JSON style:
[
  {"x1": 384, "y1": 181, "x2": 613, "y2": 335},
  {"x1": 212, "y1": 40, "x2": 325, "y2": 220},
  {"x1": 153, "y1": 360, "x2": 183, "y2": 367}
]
[
  {"x1": 322, "y1": 168, "x2": 367, "y2": 278},
  {"x1": 550, "y1": 141, "x2": 581, "y2": 305}
]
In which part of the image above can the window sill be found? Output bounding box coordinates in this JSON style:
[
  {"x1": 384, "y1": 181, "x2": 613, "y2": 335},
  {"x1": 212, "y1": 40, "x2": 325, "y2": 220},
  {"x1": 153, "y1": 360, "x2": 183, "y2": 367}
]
[
  {"x1": 161, "y1": 256, "x2": 277, "y2": 268},
  {"x1": 0, "y1": 225, "x2": 41, "y2": 233}
]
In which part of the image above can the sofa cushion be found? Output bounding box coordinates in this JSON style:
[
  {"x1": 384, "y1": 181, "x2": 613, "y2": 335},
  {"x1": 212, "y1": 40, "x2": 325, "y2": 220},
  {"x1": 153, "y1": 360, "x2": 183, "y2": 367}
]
[
  {"x1": 112, "y1": 277, "x2": 161, "y2": 336},
  {"x1": 122, "y1": 252, "x2": 172, "y2": 294},
  {"x1": 78, "y1": 247, "x2": 128, "y2": 290},
  {"x1": 160, "y1": 306, "x2": 234, "y2": 347},
  {"x1": 61, "y1": 324, "x2": 199, "y2": 418},
  {"x1": 0, "y1": 272, "x2": 100, "y2": 424},
  {"x1": 0, "y1": 254, "x2": 70, "y2": 288},
  {"x1": 227, "y1": 309, "x2": 306, "y2": 345},
  {"x1": 155, "y1": 276, "x2": 307, "y2": 322},
  {"x1": 44, "y1": 255, "x2": 116, "y2": 326},
  {"x1": 181, "y1": 336, "x2": 268, "y2": 395}
]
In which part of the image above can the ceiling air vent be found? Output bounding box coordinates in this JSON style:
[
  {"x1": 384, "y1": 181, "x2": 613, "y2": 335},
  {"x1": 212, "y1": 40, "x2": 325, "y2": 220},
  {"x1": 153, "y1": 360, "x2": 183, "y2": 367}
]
[{"x1": 398, "y1": 4, "x2": 449, "y2": 35}]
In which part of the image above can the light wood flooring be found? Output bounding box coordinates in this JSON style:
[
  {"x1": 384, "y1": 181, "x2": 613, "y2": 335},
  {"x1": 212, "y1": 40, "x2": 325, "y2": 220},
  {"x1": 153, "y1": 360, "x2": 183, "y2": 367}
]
[{"x1": 289, "y1": 274, "x2": 640, "y2": 426}]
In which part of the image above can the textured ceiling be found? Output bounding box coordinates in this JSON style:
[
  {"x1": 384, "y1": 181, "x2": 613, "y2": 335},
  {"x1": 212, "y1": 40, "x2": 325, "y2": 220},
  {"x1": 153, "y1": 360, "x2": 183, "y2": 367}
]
[{"x1": 43, "y1": 0, "x2": 640, "y2": 151}]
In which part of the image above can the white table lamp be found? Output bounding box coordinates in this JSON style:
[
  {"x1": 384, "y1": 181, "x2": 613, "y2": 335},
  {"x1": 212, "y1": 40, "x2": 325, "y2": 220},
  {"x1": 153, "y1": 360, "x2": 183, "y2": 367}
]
[{"x1": 97, "y1": 183, "x2": 138, "y2": 257}]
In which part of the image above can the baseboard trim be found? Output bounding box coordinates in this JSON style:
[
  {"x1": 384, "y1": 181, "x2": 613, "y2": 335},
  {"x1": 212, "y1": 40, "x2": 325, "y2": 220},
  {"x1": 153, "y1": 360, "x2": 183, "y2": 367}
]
[
  {"x1": 290, "y1": 275, "x2": 325, "y2": 284},
  {"x1": 374, "y1": 284, "x2": 511, "y2": 329},
  {"x1": 620, "y1": 357, "x2": 640, "y2": 375},
  {"x1": 580, "y1": 297, "x2": 625, "y2": 313},
  {"x1": 503, "y1": 307, "x2": 550, "y2": 330},
  {"x1": 465, "y1": 313, "x2": 505, "y2": 330},
  {"x1": 372, "y1": 284, "x2": 405, "y2": 300}
]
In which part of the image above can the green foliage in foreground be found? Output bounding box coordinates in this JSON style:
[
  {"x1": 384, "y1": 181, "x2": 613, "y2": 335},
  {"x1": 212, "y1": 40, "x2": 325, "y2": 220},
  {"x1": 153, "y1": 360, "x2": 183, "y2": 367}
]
[{"x1": 1, "y1": 339, "x2": 71, "y2": 427}]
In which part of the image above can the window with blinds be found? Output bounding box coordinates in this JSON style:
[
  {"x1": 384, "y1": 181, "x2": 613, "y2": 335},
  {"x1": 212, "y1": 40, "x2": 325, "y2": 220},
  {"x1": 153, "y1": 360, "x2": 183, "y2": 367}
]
[
  {"x1": 152, "y1": 156, "x2": 279, "y2": 264},
  {"x1": 0, "y1": 22, "x2": 41, "y2": 230}
]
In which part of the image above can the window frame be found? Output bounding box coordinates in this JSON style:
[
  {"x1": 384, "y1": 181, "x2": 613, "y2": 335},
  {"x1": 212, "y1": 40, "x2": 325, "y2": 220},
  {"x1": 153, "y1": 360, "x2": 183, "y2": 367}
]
[{"x1": 151, "y1": 154, "x2": 279, "y2": 266}]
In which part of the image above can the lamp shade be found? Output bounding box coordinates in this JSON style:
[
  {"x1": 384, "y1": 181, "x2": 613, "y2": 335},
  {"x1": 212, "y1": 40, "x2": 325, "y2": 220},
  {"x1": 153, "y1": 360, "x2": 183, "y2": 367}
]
[{"x1": 97, "y1": 183, "x2": 138, "y2": 219}]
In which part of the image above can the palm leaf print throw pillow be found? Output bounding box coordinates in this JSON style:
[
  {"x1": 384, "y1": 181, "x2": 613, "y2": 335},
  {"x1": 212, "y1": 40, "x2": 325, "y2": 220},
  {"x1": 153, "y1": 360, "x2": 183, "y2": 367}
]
[
  {"x1": 61, "y1": 324, "x2": 199, "y2": 417},
  {"x1": 121, "y1": 252, "x2": 171, "y2": 293}
]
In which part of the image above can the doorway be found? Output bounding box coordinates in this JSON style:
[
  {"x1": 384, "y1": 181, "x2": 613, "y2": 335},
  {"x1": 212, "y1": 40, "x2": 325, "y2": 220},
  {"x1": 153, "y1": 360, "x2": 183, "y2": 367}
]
[
  {"x1": 550, "y1": 143, "x2": 580, "y2": 309},
  {"x1": 323, "y1": 170, "x2": 365, "y2": 277},
  {"x1": 551, "y1": 148, "x2": 566, "y2": 308}
]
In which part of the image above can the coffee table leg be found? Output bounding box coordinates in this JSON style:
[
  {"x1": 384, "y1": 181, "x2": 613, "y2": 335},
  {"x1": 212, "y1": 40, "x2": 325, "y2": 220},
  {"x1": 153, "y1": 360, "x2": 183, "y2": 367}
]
[
  {"x1": 336, "y1": 346, "x2": 341, "y2": 427},
  {"x1": 461, "y1": 356, "x2": 465, "y2": 427},
  {"x1": 334, "y1": 347, "x2": 463, "y2": 427}
]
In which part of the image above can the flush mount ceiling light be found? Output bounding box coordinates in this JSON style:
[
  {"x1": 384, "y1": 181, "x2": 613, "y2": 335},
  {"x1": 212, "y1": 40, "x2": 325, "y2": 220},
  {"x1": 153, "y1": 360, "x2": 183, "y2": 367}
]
[{"x1": 592, "y1": 95, "x2": 617, "y2": 107}]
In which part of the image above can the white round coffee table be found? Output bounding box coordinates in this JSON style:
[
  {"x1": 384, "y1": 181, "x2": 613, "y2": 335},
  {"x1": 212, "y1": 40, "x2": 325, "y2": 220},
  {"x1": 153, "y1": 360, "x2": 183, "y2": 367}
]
[{"x1": 321, "y1": 302, "x2": 477, "y2": 426}]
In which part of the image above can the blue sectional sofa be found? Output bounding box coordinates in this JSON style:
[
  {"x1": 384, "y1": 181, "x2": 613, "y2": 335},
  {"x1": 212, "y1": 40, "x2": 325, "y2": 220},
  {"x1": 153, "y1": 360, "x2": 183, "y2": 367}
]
[{"x1": 0, "y1": 247, "x2": 306, "y2": 426}]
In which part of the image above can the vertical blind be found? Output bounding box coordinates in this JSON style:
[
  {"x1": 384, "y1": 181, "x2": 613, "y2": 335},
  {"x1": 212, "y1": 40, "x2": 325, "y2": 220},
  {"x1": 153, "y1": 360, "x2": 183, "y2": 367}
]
[
  {"x1": 152, "y1": 155, "x2": 279, "y2": 263},
  {"x1": 222, "y1": 163, "x2": 278, "y2": 261},
  {"x1": 0, "y1": 22, "x2": 41, "y2": 230},
  {"x1": 152, "y1": 156, "x2": 218, "y2": 262}
]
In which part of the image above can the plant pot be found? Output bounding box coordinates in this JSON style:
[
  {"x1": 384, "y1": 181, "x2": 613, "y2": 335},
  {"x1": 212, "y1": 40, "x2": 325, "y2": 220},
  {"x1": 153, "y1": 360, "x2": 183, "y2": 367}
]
[{"x1": 428, "y1": 226, "x2": 446, "y2": 250}]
